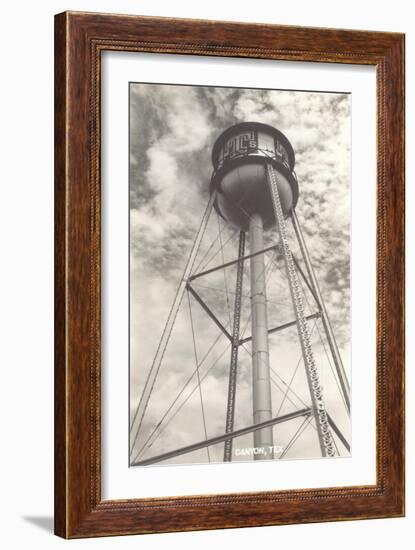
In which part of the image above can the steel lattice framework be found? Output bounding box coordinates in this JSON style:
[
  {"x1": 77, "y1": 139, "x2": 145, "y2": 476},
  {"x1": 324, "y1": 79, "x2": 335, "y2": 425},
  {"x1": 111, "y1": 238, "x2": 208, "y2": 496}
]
[{"x1": 130, "y1": 124, "x2": 351, "y2": 467}]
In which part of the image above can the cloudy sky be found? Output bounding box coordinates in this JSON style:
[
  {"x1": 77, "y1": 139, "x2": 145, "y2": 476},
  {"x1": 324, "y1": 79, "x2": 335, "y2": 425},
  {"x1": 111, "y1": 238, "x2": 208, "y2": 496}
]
[{"x1": 129, "y1": 82, "x2": 351, "y2": 466}]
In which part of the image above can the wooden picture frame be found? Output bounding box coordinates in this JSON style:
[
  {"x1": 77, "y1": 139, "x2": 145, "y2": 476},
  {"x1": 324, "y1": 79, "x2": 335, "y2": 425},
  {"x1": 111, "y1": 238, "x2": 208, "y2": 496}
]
[{"x1": 54, "y1": 11, "x2": 405, "y2": 538}]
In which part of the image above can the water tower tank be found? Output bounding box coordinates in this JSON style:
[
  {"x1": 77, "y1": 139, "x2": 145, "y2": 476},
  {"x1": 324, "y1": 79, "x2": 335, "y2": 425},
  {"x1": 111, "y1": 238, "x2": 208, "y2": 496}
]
[{"x1": 210, "y1": 122, "x2": 298, "y2": 231}]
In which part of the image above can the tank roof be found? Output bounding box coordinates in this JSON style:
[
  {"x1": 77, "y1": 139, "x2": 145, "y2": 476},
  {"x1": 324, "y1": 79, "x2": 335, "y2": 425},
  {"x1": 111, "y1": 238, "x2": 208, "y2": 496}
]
[{"x1": 211, "y1": 121, "x2": 295, "y2": 170}]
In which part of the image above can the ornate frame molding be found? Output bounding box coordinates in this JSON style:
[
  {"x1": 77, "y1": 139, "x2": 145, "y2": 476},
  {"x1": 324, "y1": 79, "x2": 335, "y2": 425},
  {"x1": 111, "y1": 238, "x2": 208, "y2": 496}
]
[{"x1": 55, "y1": 11, "x2": 405, "y2": 538}]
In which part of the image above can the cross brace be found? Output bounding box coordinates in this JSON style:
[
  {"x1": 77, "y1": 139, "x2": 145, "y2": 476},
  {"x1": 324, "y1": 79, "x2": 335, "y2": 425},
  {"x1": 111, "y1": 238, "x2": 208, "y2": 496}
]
[
  {"x1": 132, "y1": 407, "x2": 312, "y2": 466},
  {"x1": 327, "y1": 413, "x2": 351, "y2": 453},
  {"x1": 187, "y1": 284, "x2": 233, "y2": 341},
  {"x1": 239, "y1": 312, "x2": 321, "y2": 346},
  {"x1": 188, "y1": 244, "x2": 278, "y2": 282},
  {"x1": 188, "y1": 284, "x2": 321, "y2": 348}
]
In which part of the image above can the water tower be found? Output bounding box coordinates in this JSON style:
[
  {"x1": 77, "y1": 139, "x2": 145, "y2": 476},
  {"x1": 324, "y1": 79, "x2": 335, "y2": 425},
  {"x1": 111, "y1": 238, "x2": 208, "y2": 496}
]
[{"x1": 130, "y1": 122, "x2": 351, "y2": 465}]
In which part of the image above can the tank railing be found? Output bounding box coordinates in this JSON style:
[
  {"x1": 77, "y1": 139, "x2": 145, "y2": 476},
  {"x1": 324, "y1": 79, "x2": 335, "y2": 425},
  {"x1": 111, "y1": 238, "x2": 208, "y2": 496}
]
[
  {"x1": 217, "y1": 148, "x2": 290, "y2": 169},
  {"x1": 211, "y1": 147, "x2": 294, "y2": 189},
  {"x1": 257, "y1": 147, "x2": 291, "y2": 170}
]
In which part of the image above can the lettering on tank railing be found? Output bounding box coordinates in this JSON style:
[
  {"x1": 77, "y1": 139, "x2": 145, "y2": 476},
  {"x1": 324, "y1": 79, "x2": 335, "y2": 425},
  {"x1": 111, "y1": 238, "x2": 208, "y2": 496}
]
[
  {"x1": 218, "y1": 131, "x2": 290, "y2": 171},
  {"x1": 222, "y1": 130, "x2": 258, "y2": 162}
]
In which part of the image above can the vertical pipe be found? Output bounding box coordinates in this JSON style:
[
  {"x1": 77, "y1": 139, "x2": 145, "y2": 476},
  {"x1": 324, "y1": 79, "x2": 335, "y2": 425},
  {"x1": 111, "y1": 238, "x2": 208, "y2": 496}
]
[
  {"x1": 291, "y1": 209, "x2": 351, "y2": 413},
  {"x1": 224, "y1": 231, "x2": 246, "y2": 461},
  {"x1": 249, "y1": 213, "x2": 274, "y2": 460}
]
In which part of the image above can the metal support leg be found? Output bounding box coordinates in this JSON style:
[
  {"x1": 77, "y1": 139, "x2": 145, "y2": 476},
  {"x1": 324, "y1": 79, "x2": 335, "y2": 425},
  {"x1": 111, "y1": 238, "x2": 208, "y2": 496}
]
[
  {"x1": 291, "y1": 209, "x2": 351, "y2": 413},
  {"x1": 130, "y1": 192, "x2": 217, "y2": 459},
  {"x1": 224, "y1": 231, "x2": 246, "y2": 461},
  {"x1": 266, "y1": 163, "x2": 335, "y2": 458},
  {"x1": 249, "y1": 213, "x2": 274, "y2": 460}
]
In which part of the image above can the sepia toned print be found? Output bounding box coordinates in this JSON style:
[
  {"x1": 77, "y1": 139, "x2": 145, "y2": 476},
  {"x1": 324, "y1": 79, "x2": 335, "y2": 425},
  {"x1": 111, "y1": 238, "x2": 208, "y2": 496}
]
[{"x1": 129, "y1": 83, "x2": 351, "y2": 467}]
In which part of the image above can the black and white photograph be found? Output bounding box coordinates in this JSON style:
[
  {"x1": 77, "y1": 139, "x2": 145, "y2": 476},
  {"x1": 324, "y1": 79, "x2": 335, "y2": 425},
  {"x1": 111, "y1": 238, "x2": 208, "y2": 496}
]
[{"x1": 129, "y1": 82, "x2": 351, "y2": 467}]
